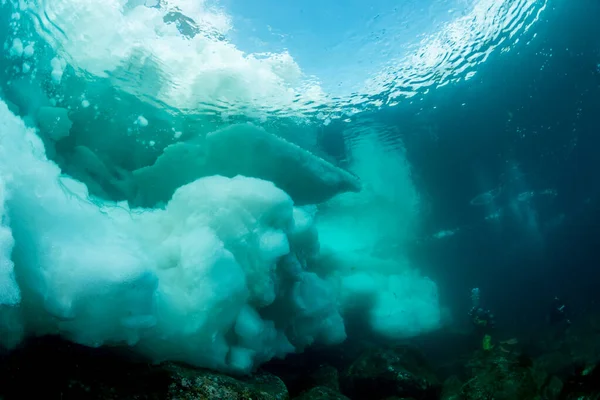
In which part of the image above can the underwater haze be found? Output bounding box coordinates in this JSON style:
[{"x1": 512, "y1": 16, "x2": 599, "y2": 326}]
[{"x1": 0, "y1": 0, "x2": 598, "y2": 379}]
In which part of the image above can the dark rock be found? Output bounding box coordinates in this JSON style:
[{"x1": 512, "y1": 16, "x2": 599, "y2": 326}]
[
  {"x1": 292, "y1": 386, "x2": 350, "y2": 400},
  {"x1": 340, "y1": 345, "x2": 440, "y2": 400},
  {"x1": 165, "y1": 363, "x2": 289, "y2": 400}
]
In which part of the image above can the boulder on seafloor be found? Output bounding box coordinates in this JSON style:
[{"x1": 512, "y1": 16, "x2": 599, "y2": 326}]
[
  {"x1": 165, "y1": 363, "x2": 289, "y2": 400},
  {"x1": 340, "y1": 345, "x2": 440, "y2": 400}
]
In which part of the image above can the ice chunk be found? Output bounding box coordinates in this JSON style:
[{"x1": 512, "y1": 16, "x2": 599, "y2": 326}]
[
  {"x1": 130, "y1": 174, "x2": 303, "y2": 370},
  {"x1": 0, "y1": 182, "x2": 21, "y2": 308},
  {"x1": 0, "y1": 102, "x2": 158, "y2": 348},
  {"x1": 135, "y1": 115, "x2": 148, "y2": 127},
  {"x1": 227, "y1": 346, "x2": 256, "y2": 373},
  {"x1": 259, "y1": 230, "x2": 290, "y2": 262},
  {"x1": 164, "y1": 175, "x2": 294, "y2": 308},
  {"x1": 331, "y1": 255, "x2": 441, "y2": 340},
  {"x1": 231, "y1": 306, "x2": 295, "y2": 371},
  {"x1": 50, "y1": 57, "x2": 66, "y2": 84},
  {"x1": 289, "y1": 206, "x2": 319, "y2": 257},
  {"x1": 132, "y1": 123, "x2": 361, "y2": 207},
  {"x1": 9, "y1": 38, "x2": 23, "y2": 58},
  {"x1": 291, "y1": 272, "x2": 335, "y2": 317},
  {"x1": 235, "y1": 305, "x2": 264, "y2": 339},
  {"x1": 132, "y1": 137, "x2": 209, "y2": 207},
  {"x1": 23, "y1": 43, "x2": 35, "y2": 59},
  {"x1": 285, "y1": 272, "x2": 347, "y2": 349},
  {"x1": 136, "y1": 224, "x2": 249, "y2": 371},
  {"x1": 317, "y1": 313, "x2": 347, "y2": 345}
]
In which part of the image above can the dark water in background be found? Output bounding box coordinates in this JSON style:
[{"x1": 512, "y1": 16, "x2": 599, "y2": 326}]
[{"x1": 387, "y1": 0, "x2": 600, "y2": 335}]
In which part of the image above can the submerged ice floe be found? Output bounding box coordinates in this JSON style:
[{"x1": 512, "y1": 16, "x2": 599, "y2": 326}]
[{"x1": 0, "y1": 101, "x2": 440, "y2": 373}]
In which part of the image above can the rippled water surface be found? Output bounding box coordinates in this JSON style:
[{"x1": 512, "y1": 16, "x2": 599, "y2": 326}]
[{"x1": 9, "y1": 0, "x2": 547, "y2": 118}]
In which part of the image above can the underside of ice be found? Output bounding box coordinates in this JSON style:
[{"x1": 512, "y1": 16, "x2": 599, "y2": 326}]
[{"x1": 0, "y1": 96, "x2": 440, "y2": 374}]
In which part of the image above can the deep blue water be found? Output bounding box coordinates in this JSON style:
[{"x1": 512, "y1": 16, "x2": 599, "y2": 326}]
[{"x1": 397, "y1": 0, "x2": 600, "y2": 333}]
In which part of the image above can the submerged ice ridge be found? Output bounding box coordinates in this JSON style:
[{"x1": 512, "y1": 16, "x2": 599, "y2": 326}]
[{"x1": 0, "y1": 100, "x2": 440, "y2": 373}]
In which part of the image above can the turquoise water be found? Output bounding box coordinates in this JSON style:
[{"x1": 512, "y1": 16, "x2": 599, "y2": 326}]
[{"x1": 1, "y1": 0, "x2": 596, "y2": 375}]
